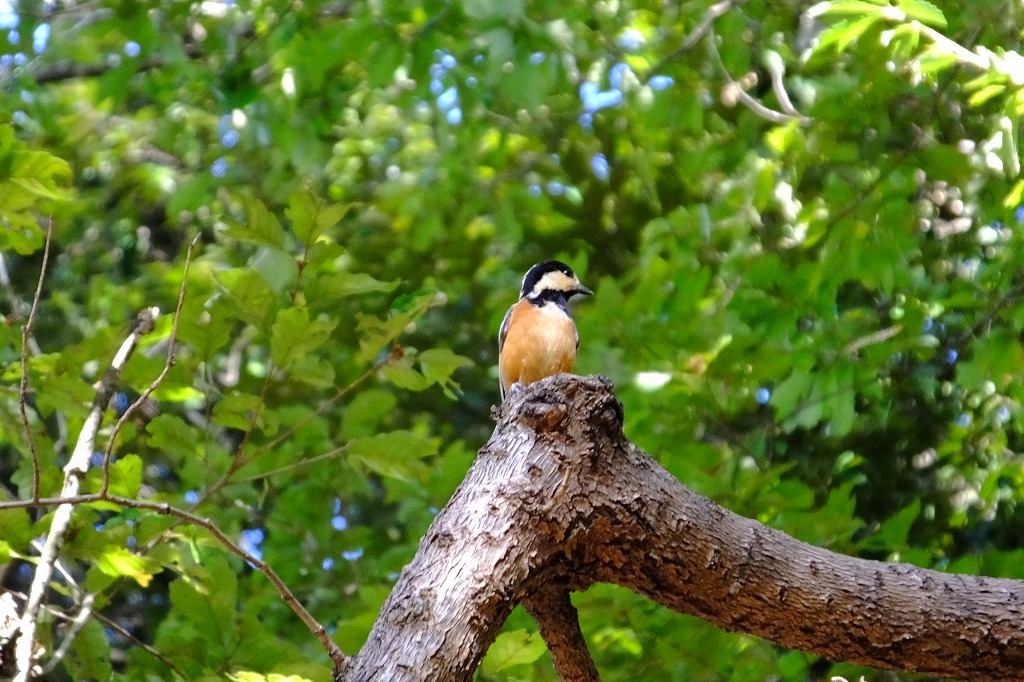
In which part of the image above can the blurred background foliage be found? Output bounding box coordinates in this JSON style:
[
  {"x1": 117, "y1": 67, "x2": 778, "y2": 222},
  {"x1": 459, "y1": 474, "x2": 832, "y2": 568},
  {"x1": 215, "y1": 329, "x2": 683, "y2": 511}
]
[{"x1": 2, "y1": 0, "x2": 1024, "y2": 679}]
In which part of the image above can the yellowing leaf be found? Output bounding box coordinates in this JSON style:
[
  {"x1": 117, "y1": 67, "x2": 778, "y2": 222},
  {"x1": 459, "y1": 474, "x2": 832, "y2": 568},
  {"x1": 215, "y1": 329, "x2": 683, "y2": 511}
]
[{"x1": 95, "y1": 547, "x2": 161, "y2": 587}]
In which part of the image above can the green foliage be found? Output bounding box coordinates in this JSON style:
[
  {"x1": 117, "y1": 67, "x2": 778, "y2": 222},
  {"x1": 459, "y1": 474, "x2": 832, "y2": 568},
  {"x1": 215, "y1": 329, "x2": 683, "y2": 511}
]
[
  {"x1": 480, "y1": 629, "x2": 548, "y2": 676},
  {"x1": 3, "y1": 0, "x2": 1024, "y2": 680}
]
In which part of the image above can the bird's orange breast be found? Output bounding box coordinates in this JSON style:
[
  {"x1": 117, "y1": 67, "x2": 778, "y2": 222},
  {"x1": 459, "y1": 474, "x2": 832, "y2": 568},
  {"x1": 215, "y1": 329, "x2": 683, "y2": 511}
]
[{"x1": 499, "y1": 299, "x2": 578, "y2": 395}]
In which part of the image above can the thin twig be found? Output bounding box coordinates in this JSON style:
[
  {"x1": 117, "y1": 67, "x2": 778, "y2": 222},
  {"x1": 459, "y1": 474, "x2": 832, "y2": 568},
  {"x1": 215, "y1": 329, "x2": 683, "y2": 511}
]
[
  {"x1": 196, "y1": 362, "x2": 381, "y2": 506},
  {"x1": 19, "y1": 219, "x2": 54, "y2": 503},
  {"x1": 764, "y1": 51, "x2": 808, "y2": 120},
  {"x1": 228, "y1": 445, "x2": 350, "y2": 486},
  {"x1": 843, "y1": 325, "x2": 904, "y2": 357},
  {"x1": 0, "y1": 490, "x2": 350, "y2": 676},
  {"x1": 91, "y1": 609, "x2": 187, "y2": 679},
  {"x1": 39, "y1": 593, "x2": 94, "y2": 674},
  {"x1": 220, "y1": 363, "x2": 278, "y2": 481},
  {"x1": 644, "y1": 0, "x2": 750, "y2": 81},
  {"x1": 8, "y1": 588, "x2": 188, "y2": 680},
  {"x1": 13, "y1": 307, "x2": 160, "y2": 682},
  {"x1": 101, "y1": 234, "x2": 200, "y2": 496},
  {"x1": 708, "y1": 31, "x2": 807, "y2": 125}
]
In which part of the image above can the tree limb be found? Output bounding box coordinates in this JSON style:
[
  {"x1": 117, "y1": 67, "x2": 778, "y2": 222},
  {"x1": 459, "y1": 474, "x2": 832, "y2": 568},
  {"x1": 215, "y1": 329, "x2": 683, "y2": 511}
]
[
  {"x1": 523, "y1": 585, "x2": 600, "y2": 682},
  {"x1": 342, "y1": 374, "x2": 1024, "y2": 681}
]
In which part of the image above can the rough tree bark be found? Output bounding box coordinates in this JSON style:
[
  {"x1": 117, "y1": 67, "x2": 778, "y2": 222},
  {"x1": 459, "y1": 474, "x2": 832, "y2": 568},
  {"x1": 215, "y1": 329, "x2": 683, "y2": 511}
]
[{"x1": 339, "y1": 374, "x2": 1024, "y2": 682}]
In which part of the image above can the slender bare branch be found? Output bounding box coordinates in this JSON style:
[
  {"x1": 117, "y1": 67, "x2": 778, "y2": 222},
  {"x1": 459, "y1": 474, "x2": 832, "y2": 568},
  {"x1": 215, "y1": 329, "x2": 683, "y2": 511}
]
[
  {"x1": 100, "y1": 234, "x2": 200, "y2": 496},
  {"x1": 18, "y1": 219, "x2": 54, "y2": 503},
  {"x1": 196, "y1": 361, "x2": 381, "y2": 506},
  {"x1": 843, "y1": 324, "x2": 904, "y2": 357},
  {"x1": 0, "y1": 489, "x2": 350, "y2": 677},
  {"x1": 763, "y1": 51, "x2": 808, "y2": 120},
  {"x1": 228, "y1": 444, "x2": 350, "y2": 486},
  {"x1": 708, "y1": 32, "x2": 809, "y2": 125},
  {"x1": 39, "y1": 593, "x2": 94, "y2": 675},
  {"x1": 90, "y1": 609, "x2": 187, "y2": 679},
  {"x1": 13, "y1": 307, "x2": 159, "y2": 682},
  {"x1": 644, "y1": 0, "x2": 750, "y2": 81}
]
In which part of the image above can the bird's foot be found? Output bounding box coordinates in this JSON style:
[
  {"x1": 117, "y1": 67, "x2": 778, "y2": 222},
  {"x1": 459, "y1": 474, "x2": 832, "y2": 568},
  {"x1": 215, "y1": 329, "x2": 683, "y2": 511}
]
[{"x1": 509, "y1": 381, "x2": 523, "y2": 394}]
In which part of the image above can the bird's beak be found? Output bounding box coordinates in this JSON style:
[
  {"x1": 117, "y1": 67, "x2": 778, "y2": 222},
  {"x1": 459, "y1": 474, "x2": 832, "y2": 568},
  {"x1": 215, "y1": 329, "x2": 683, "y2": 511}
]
[{"x1": 573, "y1": 283, "x2": 593, "y2": 297}]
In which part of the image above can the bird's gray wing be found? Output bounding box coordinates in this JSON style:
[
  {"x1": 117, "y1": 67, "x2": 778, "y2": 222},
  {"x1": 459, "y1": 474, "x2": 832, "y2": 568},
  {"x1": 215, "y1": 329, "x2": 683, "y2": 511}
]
[{"x1": 498, "y1": 304, "x2": 514, "y2": 400}]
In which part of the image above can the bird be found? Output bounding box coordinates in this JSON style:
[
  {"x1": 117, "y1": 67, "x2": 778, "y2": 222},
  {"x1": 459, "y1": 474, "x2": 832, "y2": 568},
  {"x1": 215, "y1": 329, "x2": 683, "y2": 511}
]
[{"x1": 498, "y1": 260, "x2": 593, "y2": 400}]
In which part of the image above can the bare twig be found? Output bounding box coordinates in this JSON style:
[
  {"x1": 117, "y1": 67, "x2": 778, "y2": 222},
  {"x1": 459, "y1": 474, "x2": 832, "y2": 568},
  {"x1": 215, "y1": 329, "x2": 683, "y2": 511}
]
[
  {"x1": 763, "y1": 51, "x2": 808, "y2": 120},
  {"x1": 13, "y1": 307, "x2": 160, "y2": 682},
  {"x1": 100, "y1": 234, "x2": 200, "y2": 496},
  {"x1": 39, "y1": 593, "x2": 94, "y2": 675},
  {"x1": 196, "y1": 361, "x2": 381, "y2": 506},
  {"x1": 708, "y1": 32, "x2": 808, "y2": 125},
  {"x1": 228, "y1": 445, "x2": 350, "y2": 486},
  {"x1": 18, "y1": 219, "x2": 54, "y2": 503},
  {"x1": 843, "y1": 325, "x2": 904, "y2": 357},
  {"x1": 8, "y1": 588, "x2": 187, "y2": 680},
  {"x1": 644, "y1": 0, "x2": 750, "y2": 81},
  {"x1": 220, "y1": 362, "x2": 278, "y2": 481},
  {"x1": 91, "y1": 609, "x2": 187, "y2": 679},
  {"x1": 0, "y1": 490, "x2": 350, "y2": 677}
]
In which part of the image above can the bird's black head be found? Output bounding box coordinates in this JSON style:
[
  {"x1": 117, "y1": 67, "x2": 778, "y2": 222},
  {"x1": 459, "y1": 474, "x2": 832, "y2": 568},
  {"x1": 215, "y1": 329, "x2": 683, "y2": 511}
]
[{"x1": 520, "y1": 260, "x2": 593, "y2": 300}]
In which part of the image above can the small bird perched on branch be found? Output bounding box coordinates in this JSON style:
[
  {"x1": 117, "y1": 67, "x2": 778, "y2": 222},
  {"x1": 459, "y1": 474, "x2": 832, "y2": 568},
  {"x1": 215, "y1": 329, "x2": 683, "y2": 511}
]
[{"x1": 498, "y1": 260, "x2": 593, "y2": 400}]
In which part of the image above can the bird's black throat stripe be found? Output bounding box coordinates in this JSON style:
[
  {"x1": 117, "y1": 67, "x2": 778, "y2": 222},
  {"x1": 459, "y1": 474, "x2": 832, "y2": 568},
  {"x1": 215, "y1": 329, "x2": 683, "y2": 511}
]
[{"x1": 527, "y1": 288, "x2": 572, "y2": 315}]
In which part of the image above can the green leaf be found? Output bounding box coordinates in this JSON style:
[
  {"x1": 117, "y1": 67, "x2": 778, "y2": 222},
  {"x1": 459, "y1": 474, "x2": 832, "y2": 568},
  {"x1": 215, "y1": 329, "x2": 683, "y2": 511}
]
[
  {"x1": 814, "y1": 0, "x2": 888, "y2": 17},
  {"x1": 212, "y1": 392, "x2": 264, "y2": 431},
  {"x1": 342, "y1": 389, "x2": 398, "y2": 438},
  {"x1": 593, "y1": 625, "x2": 644, "y2": 657},
  {"x1": 95, "y1": 546, "x2": 162, "y2": 587},
  {"x1": 178, "y1": 298, "x2": 234, "y2": 360},
  {"x1": 0, "y1": 508, "x2": 32, "y2": 552},
  {"x1": 967, "y1": 83, "x2": 1003, "y2": 107},
  {"x1": 224, "y1": 196, "x2": 287, "y2": 248},
  {"x1": 215, "y1": 268, "x2": 276, "y2": 327},
  {"x1": 229, "y1": 673, "x2": 317, "y2": 682},
  {"x1": 481, "y1": 629, "x2": 547, "y2": 675},
  {"x1": 367, "y1": 40, "x2": 405, "y2": 87},
  {"x1": 897, "y1": 0, "x2": 946, "y2": 28},
  {"x1": 286, "y1": 191, "x2": 316, "y2": 246},
  {"x1": 288, "y1": 193, "x2": 349, "y2": 246},
  {"x1": 381, "y1": 362, "x2": 432, "y2": 391},
  {"x1": 289, "y1": 355, "x2": 336, "y2": 387},
  {"x1": 858, "y1": 499, "x2": 920, "y2": 552},
  {"x1": 271, "y1": 307, "x2": 338, "y2": 367},
  {"x1": 356, "y1": 292, "x2": 437, "y2": 363},
  {"x1": 419, "y1": 348, "x2": 473, "y2": 395},
  {"x1": 309, "y1": 272, "x2": 400, "y2": 301},
  {"x1": 107, "y1": 454, "x2": 143, "y2": 498},
  {"x1": 146, "y1": 414, "x2": 199, "y2": 460},
  {"x1": 161, "y1": 551, "x2": 239, "y2": 663},
  {"x1": 349, "y1": 430, "x2": 439, "y2": 481},
  {"x1": 770, "y1": 371, "x2": 812, "y2": 420},
  {"x1": 811, "y1": 15, "x2": 880, "y2": 56},
  {"x1": 68, "y1": 620, "x2": 113, "y2": 681}
]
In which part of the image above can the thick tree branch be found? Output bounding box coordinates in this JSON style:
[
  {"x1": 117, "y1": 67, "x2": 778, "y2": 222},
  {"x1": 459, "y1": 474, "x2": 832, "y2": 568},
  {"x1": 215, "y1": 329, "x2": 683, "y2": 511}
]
[{"x1": 342, "y1": 374, "x2": 1024, "y2": 681}]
